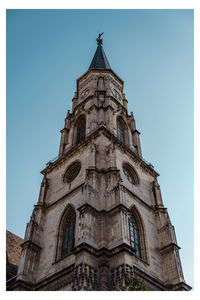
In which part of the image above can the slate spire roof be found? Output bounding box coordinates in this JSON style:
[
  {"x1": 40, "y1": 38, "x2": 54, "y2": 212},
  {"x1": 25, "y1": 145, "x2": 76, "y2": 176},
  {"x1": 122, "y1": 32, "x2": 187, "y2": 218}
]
[{"x1": 88, "y1": 33, "x2": 111, "y2": 70}]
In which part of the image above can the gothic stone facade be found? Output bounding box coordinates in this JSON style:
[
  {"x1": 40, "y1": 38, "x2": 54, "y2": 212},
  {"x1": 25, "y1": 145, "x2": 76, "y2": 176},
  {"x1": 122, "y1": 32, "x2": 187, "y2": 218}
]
[{"x1": 9, "y1": 41, "x2": 191, "y2": 291}]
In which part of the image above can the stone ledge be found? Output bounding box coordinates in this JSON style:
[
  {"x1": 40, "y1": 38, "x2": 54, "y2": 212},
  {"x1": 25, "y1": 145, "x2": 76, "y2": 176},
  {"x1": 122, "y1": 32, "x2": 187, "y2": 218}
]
[
  {"x1": 159, "y1": 242, "x2": 181, "y2": 255},
  {"x1": 21, "y1": 240, "x2": 42, "y2": 251},
  {"x1": 7, "y1": 279, "x2": 34, "y2": 291},
  {"x1": 41, "y1": 124, "x2": 159, "y2": 178},
  {"x1": 72, "y1": 241, "x2": 149, "y2": 266},
  {"x1": 165, "y1": 281, "x2": 192, "y2": 291},
  {"x1": 34, "y1": 263, "x2": 75, "y2": 290}
]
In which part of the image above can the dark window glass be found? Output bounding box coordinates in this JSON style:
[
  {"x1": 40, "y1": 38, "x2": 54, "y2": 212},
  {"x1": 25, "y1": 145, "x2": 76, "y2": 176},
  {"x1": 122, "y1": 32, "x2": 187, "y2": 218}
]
[
  {"x1": 128, "y1": 214, "x2": 141, "y2": 258},
  {"x1": 117, "y1": 121, "x2": 125, "y2": 143},
  {"x1": 68, "y1": 165, "x2": 81, "y2": 182},
  {"x1": 123, "y1": 164, "x2": 139, "y2": 185},
  {"x1": 77, "y1": 120, "x2": 86, "y2": 144},
  {"x1": 62, "y1": 212, "x2": 75, "y2": 257},
  {"x1": 123, "y1": 167, "x2": 134, "y2": 183},
  {"x1": 64, "y1": 163, "x2": 81, "y2": 183}
]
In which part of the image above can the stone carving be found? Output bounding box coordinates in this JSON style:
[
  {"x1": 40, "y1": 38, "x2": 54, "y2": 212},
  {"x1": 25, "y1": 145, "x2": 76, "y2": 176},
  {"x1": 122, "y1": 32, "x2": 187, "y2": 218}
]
[{"x1": 73, "y1": 263, "x2": 97, "y2": 290}]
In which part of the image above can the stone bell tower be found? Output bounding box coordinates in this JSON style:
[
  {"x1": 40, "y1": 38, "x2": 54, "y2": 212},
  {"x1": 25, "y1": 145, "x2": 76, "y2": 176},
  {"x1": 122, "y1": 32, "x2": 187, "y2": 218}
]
[{"x1": 9, "y1": 34, "x2": 191, "y2": 291}]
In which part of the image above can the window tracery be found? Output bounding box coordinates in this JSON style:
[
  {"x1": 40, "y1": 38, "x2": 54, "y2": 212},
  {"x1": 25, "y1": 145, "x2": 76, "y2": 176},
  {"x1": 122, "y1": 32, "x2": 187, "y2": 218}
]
[
  {"x1": 128, "y1": 213, "x2": 141, "y2": 258},
  {"x1": 117, "y1": 119, "x2": 125, "y2": 143},
  {"x1": 127, "y1": 208, "x2": 147, "y2": 262},
  {"x1": 122, "y1": 163, "x2": 139, "y2": 185},
  {"x1": 61, "y1": 210, "x2": 76, "y2": 257},
  {"x1": 56, "y1": 206, "x2": 76, "y2": 261},
  {"x1": 63, "y1": 162, "x2": 81, "y2": 183}
]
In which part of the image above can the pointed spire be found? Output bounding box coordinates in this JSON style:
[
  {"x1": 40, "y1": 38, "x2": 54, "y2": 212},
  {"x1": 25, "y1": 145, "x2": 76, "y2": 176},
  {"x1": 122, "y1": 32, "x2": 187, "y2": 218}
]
[{"x1": 88, "y1": 33, "x2": 111, "y2": 70}]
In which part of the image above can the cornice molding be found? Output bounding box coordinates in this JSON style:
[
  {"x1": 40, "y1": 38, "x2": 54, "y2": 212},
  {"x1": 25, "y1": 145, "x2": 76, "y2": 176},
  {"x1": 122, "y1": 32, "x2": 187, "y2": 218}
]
[
  {"x1": 72, "y1": 95, "x2": 126, "y2": 117},
  {"x1": 122, "y1": 185, "x2": 154, "y2": 210},
  {"x1": 100, "y1": 125, "x2": 159, "y2": 178},
  {"x1": 132, "y1": 129, "x2": 141, "y2": 135},
  {"x1": 41, "y1": 129, "x2": 101, "y2": 174},
  {"x1": 165, "y1": 281, "x2": 192, "y2": 291},
  {"x1": 133, "y1": 264, "x2": 166, "y2": 290},
  {"x1": 72, "y1": 241, "x2": 147, "y2": 263},
  {"x1": 76, "y1": 68, "x2": 124, "y2": 89},
  {"x1": 21, "y1": 240, "x2": 42, "y2": 251},
  {"x1": 43, "y1": 182, "x2": 85, "y2": 210},
  {"x1": 77, "y1": 202, "x2": 129, "y2": 215},
  {"x1": 42, "y1": 125, "x2": 158, "y2": 179},
  {"x1": 87, "y1": 166, "x2": 119, "y2": 174},
  {"x1": 34, "y1": 263, "x2": 75, "y2": 290},
  {"x1": 159, "y1": 242, "x2": 181, "y2": 254},
  {"x1": 7, "y1": 279, "x2": 34, "y2": 291}
]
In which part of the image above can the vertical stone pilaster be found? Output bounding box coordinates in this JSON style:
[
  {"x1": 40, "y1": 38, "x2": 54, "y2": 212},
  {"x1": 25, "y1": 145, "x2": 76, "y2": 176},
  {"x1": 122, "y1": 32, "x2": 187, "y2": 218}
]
[
  {"x1": 153, "y1": 180, "x2": 164, "y2": 207},
  {"x1": 98, "y1": 258, "x2": 110, "y2": 290},
  {"x1": 37, "y1": 176, "x2": 48, "y2": 205},
  {"x1": 90, "y1": 106, "x2": 98, "y2": 131},
  {"x1": 132, "y1": 130, "x2": 142, "y2": 157},
  {"x1": 72, "y1": 93, "x2": 78, "y2": 112}
]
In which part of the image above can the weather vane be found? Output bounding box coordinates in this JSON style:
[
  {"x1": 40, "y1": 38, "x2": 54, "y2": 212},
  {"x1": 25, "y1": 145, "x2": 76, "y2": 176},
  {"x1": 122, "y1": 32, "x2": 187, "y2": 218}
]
[{"x1": 96, "y1": 32, "x2": 104, "y2": 45}]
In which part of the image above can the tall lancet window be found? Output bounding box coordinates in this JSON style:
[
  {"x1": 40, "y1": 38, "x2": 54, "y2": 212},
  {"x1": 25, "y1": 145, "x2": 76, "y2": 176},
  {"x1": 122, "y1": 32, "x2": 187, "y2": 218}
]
[
  {"x1": 128, "y1": 213, "x2": 141, "y2": 258},
  {"x1": 117, "y1": 119, "x2": 125, "y2": 143},
  {"x1": 76, "y1": 116, "x2": 86, "y2": 144},
  {"x1": 61, "y1": 210, "x2": 76, "y2": 257},
  {"x1": 97, "y1": 76, "x2": 105, "y2": 91}
]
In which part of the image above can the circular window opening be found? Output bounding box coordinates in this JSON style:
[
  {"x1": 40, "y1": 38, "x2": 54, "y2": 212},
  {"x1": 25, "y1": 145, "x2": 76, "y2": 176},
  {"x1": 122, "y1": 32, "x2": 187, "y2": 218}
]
[
  {"x1": 64, "y1": 162, "x2": 81, "y2": 183},
  {"x1": 123, "y1": 164, "x2": 139, "y2": 185}
]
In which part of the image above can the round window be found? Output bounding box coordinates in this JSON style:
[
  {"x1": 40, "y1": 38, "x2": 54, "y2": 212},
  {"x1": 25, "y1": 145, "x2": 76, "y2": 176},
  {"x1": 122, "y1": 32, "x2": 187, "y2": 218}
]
[
  {"x1": 64, "y1": 162, "x2": 81, "y2": 183},
  {"x1": 123, "y1": 164, "x2": 139, "y2": 185},
  {"x1": 123, "y1": 167, "x2": 134, "y2": 183}
]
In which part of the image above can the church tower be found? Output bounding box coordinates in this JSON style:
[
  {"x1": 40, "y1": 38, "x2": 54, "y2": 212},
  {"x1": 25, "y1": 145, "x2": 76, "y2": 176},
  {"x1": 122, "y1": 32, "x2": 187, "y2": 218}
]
[{"x1": 9, "y1": 34, "x2": 191, "y2": 291}]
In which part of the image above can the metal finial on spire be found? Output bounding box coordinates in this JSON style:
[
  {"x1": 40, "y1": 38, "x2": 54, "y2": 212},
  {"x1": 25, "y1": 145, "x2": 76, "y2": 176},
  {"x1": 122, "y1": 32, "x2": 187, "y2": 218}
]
[
  {"x1": 88, "y1": 32, "x2": 111, "y2": 69},
  {"x1": 96, "y1": 32, "x2": 104, "y2": 45}
]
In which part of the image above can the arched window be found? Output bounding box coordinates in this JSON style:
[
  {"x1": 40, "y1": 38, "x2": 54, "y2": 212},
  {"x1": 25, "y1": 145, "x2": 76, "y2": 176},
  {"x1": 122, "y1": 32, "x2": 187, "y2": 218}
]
[
  {"x1": 117, "y1": 119, "x2": 125, "y2": 143},
  {"x1": 122, "y1": 163, "x2": 139, "y2": 185},
  {"x1": 123, "y1": 167, "x2": 134, "y2": 183},
  {"x1": 63, "y1": 162, "x2": 81, "y2": 183},
  {"x1": 56, "y1": 206, "x2": 76, "y2": 261},
  {"x1": 128, "y1": 213, "x2": 141, "y2": 258},
  {"x1": 127, "y1": 208, "x2": 147, "y2": 262},
  {"x1": 62, "y1": 210, "x2": 76, "y2": 257},
  {"x1": 76, "y1": 116, "x2": 86, "y2": 144}
]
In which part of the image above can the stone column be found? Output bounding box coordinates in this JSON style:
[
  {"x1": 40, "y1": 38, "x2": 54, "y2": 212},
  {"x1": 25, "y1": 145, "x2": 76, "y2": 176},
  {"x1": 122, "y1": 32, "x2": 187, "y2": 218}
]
[{"x1": 98, "y1": 258, "x2": 110, "y2": 290}]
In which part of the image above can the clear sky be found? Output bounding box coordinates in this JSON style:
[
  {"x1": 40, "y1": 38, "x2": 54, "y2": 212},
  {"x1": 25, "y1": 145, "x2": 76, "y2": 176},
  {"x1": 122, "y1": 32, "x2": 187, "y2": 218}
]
[{"x1": 6, "y1": 9, "x2": 193, "y2": 288}]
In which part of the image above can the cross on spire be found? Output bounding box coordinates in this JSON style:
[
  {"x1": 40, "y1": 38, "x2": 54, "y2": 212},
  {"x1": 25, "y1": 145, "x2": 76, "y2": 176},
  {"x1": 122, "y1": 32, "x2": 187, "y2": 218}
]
[
  {"x1": 96, "y1": 32, "x2": 104, "y2": 45},
  {"x1": 88, "y1": 32, "x2": 111, "y2": 70}
]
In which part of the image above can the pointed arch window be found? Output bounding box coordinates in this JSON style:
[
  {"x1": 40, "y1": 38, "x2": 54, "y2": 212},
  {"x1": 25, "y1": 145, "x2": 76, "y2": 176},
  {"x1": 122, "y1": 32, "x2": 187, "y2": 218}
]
[
  {"x1": 128, "y1": 213, "x2": 141, "y2": 259},
  {"x1": 56, "y1": 206, "x2": 76, "y2": 261},
  {"x1": 76, "y1": 116, "x2": 86, "y2": 144},
  {"x1": 117, "y1": 119, "x2": 125, "y2": 143},
  {"x1": 62, "y1": 210, "x2": 76, "y2": 257}
]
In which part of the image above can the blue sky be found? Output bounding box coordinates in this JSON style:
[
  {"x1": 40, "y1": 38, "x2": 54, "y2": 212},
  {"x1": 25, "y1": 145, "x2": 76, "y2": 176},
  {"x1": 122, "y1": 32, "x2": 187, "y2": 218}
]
[{"x1": 6, "y1": 9, "x2": 193, "y2": 288}]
